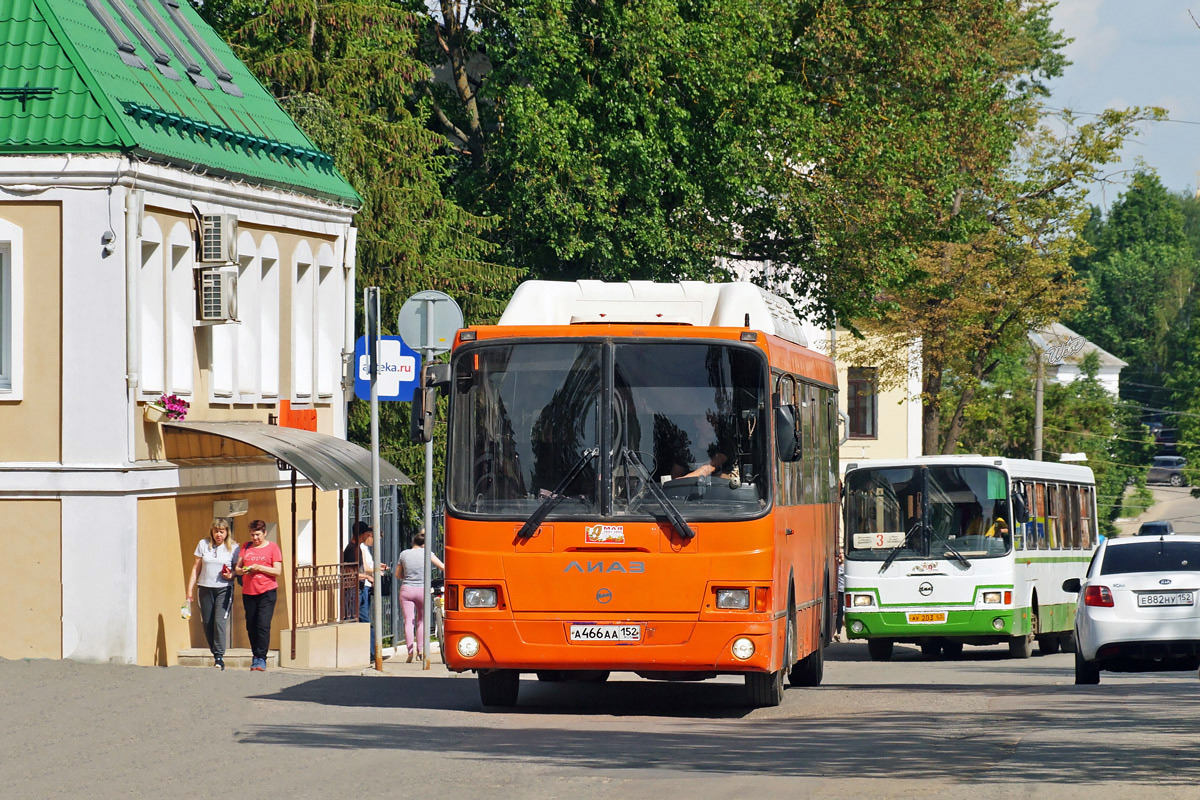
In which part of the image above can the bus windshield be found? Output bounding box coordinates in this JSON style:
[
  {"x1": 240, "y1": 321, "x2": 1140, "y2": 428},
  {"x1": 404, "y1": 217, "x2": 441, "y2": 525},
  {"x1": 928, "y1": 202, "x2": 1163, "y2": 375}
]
[
  {"x1": 447, "y1": 340, "x2": 769, "y2": 520},
  {"x1": 845, "y1": 465, "x2": 1012, "y2": 561}
]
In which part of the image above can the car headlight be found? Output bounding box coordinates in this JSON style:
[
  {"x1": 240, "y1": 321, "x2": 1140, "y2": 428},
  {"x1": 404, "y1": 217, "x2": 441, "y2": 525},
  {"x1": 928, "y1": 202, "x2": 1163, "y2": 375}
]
[
  {"x1": 852, "y1": 594, "x2": 876, "y2": 607},
  {"x1": 716, "y1": 589, "x2": 751, "y2": 610},
  {"x1": 463, "y1": 587, "x2": 498, "y2": 608}
]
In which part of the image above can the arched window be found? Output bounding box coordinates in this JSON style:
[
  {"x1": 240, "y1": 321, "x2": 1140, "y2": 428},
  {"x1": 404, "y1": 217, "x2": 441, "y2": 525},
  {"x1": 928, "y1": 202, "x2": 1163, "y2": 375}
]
[
  {"x1": 259, "y1": 235, "x2": 280, "y2": 398},
  {"x1": 138, "y1": 217, "x2": 165, "y2": 396},
  {"x1": 291, "y1": 240, "x2": 315, "y2": 401},
  {"x1": 166, "y1": 222, "x2": 194, "y2": 396},
  {"x1": 316, "y1": 242, "x2": 339, "y2": 399}
]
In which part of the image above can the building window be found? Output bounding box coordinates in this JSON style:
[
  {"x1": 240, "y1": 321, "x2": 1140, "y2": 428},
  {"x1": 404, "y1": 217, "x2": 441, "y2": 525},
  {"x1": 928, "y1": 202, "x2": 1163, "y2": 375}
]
[
  {"x1": 847, "y1": 367, "x2": 877, "y2": 439},
  {"x1": 167, "y1": 225, "x2": 194, "y2": 396},
  {"x1": 259, "y1": 236, "x2": 280, "y2": 398},
  {"x1": 0, "y1": 220, "x2": 25, "y2": 399},
  {"x1": 0, "y1": 247, "x2": 10, "y2": 392},
  {"x1": 292, "y1": 242, "x2": 315, "y2": 401}
]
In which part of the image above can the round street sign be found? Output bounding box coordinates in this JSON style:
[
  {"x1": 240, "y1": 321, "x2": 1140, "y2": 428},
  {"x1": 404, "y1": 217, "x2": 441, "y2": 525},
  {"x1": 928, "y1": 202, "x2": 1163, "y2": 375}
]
[{"x1": 397, "y1": 290, "x2": 463, "y2": 355}]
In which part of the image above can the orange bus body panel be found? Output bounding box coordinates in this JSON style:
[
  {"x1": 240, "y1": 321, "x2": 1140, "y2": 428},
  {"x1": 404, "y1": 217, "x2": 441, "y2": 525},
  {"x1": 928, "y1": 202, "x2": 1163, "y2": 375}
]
[{"x1": 444, "y1": 323, "x2": 838, "y2": 676}]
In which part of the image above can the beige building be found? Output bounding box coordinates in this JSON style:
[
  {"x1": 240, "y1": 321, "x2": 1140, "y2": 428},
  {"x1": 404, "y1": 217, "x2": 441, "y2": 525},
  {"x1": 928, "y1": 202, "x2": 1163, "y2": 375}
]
[{"x1": 0, "y1": 1, "x2": 407, "y2": 666}]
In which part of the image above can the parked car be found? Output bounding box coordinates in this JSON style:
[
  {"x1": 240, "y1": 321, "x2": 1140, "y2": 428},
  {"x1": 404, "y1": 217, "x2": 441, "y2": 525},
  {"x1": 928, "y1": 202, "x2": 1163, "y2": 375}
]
[
  {"x1": 1137, "y1": 520, "x2": 1175, "y2": 536},
  {"x1": 1147, "y1": 455, "x2": 1188, "y2": 487},
  {"x1": 1064, "y1": 535, "x2": 1200, "y2": 684}
]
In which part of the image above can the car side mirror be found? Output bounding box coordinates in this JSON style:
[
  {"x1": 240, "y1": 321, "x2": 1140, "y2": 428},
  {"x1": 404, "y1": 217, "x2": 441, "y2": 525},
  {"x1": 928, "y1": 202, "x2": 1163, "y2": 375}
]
[{"x1": 1062, "y1": 577, "x2": 1081, "y2": 593}]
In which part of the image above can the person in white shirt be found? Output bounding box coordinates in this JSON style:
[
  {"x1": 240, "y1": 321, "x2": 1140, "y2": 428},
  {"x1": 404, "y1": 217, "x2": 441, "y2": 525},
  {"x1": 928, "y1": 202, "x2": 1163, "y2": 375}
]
[
  {"x1": 356, "y1": 523, "x2": 387, "y2": 660},
  {"x1": 185, "y1": 520, "x2": 238, "y2": 670}
]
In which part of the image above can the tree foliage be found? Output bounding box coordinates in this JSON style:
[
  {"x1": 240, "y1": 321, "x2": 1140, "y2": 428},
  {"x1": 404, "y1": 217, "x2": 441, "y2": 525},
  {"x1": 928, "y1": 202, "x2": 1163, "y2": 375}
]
[
  {"x1": 957, "y1": 352, "x2": 1154, "y2": 535},
  {"x1": 193, "y1": 0, "x2": 521, "y2": 529},
  {"x1": 1070, "y1": 172, "x2": 1197, "y2": 409},
  {"x1": 415, "y1": 0, "x2": 1083, "y2": 322},
  {"x1": 842, "y1": 106, "x2": 1153, "y2": 453}
]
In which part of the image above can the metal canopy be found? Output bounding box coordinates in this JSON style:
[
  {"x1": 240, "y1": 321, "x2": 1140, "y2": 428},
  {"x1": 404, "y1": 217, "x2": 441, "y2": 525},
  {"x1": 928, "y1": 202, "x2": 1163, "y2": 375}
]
[{"x1": 163, "y1": 421, "x2": 413, "y2": 492}]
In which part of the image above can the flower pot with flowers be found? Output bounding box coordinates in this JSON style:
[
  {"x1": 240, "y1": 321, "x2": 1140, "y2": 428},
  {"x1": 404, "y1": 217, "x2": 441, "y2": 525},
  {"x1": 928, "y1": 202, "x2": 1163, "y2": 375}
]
[{"x1": 144, "y1": 394, "x2": 189, "y2": 423}]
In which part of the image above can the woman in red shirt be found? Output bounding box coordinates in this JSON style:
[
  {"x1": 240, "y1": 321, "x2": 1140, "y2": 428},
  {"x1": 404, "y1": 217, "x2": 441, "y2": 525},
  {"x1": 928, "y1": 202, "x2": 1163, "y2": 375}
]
[{"x1": 235, "y1": 519, "x2": 283, "y2": 671}]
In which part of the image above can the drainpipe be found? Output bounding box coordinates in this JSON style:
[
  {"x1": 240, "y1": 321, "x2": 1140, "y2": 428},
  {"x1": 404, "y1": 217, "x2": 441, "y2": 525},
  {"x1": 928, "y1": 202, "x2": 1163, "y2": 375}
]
[
  {"x1": 342, "y1": 226, "x2": 358, "y2": 413},
  {"x1": 125, "y1": 188, "x2": 143, "y2": 464},
  {"x1": 341, "y1": 226, "x2": 357, "y2": 554}
]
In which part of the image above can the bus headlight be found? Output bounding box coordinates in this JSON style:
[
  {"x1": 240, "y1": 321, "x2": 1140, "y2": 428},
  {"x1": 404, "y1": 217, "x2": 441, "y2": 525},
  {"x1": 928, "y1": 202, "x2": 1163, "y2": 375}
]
[
  {"x1": 457, "y1": 636, "x2": 480, "y2": 658},
  {"x1": 852, "y1": 594, "x2": 876, "y2": 607},
  {"x1": 732, "y1": 637, "x2": 755, "y2": 660},
  {"x1": 982, "y1": 592, "x2": 1002, "y2": 604},
  {"x1": 463, "y1": 588, "x2": 498, "y2": 608},
  {"x1": 992, "y1": 618, "x2": 1006, "y2": 631},
  {"x1": 716, "y1": 589, "x2": 751, "y2": 610},
  {"x1": 850, "y1": 620, "x2": 865, "y2": 634}
]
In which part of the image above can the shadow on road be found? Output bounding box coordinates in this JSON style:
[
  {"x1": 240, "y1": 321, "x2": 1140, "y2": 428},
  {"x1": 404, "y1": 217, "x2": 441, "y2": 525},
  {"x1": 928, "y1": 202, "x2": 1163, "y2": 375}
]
[
  {"x1": 240, "y1": 679, "x2": 1200, "y2": 785},
  {"x1": 251, "y1": 673, "x2": 755, "y2": 718}
]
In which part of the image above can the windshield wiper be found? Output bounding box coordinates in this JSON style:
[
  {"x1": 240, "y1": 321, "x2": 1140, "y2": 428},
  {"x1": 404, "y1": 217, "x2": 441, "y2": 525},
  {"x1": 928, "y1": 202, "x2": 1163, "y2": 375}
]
[
  {"x1": 516, "y1": 447, "x2": 600, "y2": 539},
  {"x1": 940, "y1": 539, "x2": 972, "y2": 570},
  {"x1": 879, "y1": 521, "x2": 923, "y2": 574},
  {"x1": 619, "y1": 446, "x2": 696, "y2": 540}
]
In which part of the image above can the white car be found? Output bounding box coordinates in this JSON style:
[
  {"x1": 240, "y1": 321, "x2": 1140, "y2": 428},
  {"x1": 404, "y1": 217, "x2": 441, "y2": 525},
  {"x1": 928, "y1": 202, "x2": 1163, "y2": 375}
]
[{"x1": 1065, "y1": 534, "x2": 1200, "y2": 684}]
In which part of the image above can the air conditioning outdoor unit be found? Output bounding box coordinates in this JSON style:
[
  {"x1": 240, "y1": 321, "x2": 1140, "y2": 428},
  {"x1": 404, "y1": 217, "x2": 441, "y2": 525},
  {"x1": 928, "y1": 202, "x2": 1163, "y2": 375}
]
[
  {"x1": 198, "y1": 266, "x2": 238, "y2": 322},
  {"x1": 198, "y1": 213, "x2": 238, "y2": 264}
]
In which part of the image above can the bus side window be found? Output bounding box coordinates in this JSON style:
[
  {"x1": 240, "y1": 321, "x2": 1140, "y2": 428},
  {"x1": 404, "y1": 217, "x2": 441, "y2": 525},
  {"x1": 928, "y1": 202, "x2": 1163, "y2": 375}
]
[
  {"x1": 1084, "y1": 486, "x2": 1097, "y2": 547},
  {"x1": 1034, "y1": 482, "x2": 1047, "y2": 550},
  {"x1": 1022, "y1": 483, "x2": 1036, "y2": 551},
  {"x1": 1046, "y1": 484, "x2": 1059, "y2": 550}
]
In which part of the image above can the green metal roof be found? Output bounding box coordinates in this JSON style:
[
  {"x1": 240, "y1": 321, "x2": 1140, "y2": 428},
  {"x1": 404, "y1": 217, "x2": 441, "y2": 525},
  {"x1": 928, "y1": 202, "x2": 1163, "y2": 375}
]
[{"x1": 0, "y1": 0, "x2": 360, "y2": 205}]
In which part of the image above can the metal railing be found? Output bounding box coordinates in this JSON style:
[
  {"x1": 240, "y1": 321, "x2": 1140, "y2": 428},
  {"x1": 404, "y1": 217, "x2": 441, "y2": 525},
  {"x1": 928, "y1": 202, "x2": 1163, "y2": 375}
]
[{"x1": 293, "y1": 563, "x2": 359, "y2": 629}]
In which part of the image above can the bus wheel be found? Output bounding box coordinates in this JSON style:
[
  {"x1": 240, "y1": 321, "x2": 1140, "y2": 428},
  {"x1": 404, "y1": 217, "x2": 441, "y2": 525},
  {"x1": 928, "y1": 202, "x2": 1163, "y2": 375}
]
[
  {"x1": 920, "y1": 641, "x2": 942, "y2": 658},
  {"x1": 1037, "y1": 635, "x2": 1061, "y2": 656},
  {"x1": 479, "y1": 669, "x2": 520, "y2": 707},
  {"x1": 789, "y1": 625, "x2": 824, "y2": 687},
  {"x1": 867, "y1": 639, "x2": 894, "y2": 661},
  {"x1": 1008, "y1": 614, "x2": 1036, "y2": 657},
  {"x1": 941, "y1": 641, "x2": 964, "y2": 659},
  {"x1": 1074, "y1": 649, "x2": 1100, "y2": 685},
  {"x1": 745, "y1": 667, "x2": 785, "y2": 707}
]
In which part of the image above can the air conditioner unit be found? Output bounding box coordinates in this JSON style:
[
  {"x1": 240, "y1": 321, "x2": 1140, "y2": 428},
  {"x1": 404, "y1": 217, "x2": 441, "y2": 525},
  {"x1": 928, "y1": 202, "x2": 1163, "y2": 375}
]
[
  {"x1": 198, "y1": 213, "x2": 238, "y2": 264},
  {"x1": 198, "y1": 267, "x2": 238, "y2": 322}
]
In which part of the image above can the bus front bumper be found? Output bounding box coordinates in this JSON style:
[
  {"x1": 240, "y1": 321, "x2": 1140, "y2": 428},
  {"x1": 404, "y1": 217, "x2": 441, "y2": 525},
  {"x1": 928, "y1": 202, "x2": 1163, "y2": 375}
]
[
  {"x1": 443, "y1": 618, "x2": 781, "y2": 674},
  {"x1": 845, "y1": 608, "x2": 1030, "y2": 640}
]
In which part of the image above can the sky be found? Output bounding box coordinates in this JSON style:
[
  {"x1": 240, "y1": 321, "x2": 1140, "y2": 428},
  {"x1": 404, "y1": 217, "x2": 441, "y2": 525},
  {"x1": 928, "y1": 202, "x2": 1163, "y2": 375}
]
[{"x1": 1048, "y1": 0, "x2": 1200, "y2": 209}]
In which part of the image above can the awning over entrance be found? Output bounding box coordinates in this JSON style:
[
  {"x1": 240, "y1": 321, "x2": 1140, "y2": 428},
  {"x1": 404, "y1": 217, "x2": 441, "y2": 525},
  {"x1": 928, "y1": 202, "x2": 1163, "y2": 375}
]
[{"x1": 163, "y1": 421, "x2": 413, "y2": 492}]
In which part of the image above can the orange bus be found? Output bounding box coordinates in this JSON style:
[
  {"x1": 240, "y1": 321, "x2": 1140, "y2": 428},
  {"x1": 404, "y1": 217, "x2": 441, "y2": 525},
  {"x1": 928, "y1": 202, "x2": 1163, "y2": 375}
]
[{"x1": 439, "y1": 280, "x2": 839, "y2": 707}]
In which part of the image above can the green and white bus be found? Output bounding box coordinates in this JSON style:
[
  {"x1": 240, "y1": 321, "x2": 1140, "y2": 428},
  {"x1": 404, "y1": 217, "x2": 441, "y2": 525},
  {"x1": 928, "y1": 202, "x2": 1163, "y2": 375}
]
[{"x1": 842, "y1": 456, "x2": 1098, "y2": 660}]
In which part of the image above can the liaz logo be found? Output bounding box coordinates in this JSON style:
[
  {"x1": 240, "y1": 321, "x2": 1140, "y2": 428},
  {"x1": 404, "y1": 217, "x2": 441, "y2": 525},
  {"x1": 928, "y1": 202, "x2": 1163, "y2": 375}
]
[
  {"x1": 585, "y1": 524, "x2": 625, "y2": 544},
  {"x1": 563, "y1": 561, "x2": 645, "y2": 574}
]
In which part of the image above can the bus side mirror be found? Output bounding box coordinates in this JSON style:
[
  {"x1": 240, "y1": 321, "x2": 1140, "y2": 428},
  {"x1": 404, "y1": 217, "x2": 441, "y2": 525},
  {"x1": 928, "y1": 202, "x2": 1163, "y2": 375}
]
[
  {"x1": 1062, "y1": 577, "x2": 1081, "y2": 593},
  {"x1": 1013, "y1": 493, "x2": 1029, "y2": 524},
  {"x1": 410, "y1": 386, "x2": 435, "y2": 443},
  {"x1": 774, "y1": 402, "x2": 801, "y2": 462},
  {"x1": 409, "y1": 362, "x2": 447, "y2": 444}
]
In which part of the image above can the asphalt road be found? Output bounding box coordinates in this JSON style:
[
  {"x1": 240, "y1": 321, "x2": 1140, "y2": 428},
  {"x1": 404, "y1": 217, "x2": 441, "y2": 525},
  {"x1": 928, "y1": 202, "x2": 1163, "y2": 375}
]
[
  {"x1": 4, "y1": 640, "x2": 1200, "y2": 800},
  {"x1": 1115, "y1": 485, "x2": 1200, "y2": 536}
]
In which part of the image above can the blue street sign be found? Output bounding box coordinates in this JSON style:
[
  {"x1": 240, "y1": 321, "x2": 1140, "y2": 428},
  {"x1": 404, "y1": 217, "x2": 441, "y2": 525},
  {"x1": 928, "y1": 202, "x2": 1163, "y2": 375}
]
[{"x1": 354, "y1": 335, "x2": 421, "y2": 401}]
